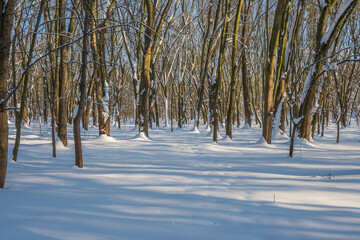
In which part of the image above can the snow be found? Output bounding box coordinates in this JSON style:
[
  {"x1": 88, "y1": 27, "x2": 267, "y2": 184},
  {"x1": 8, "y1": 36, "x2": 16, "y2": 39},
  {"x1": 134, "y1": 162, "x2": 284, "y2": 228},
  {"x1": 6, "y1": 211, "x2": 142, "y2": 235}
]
[
  {"x1": 178, "y1": 36, "x2": 185, "y2": 84},
  {"x1": 164, "y1": 97, "x2": 169, "y2": 128},
  {"x1": 97, "y1": 134, "x2": 117, "y2": 142},
  {"x1": 272, "y1": 126, "x2": 290, "y2": 140},
  {"x1": 272, "y1": 98, "x2": 285, "y2": 138},
  {"x1": 220, "y1": 135, "x2": 232, "y2": 142},
  {"x1": 190, "y1": 125, "x2": 200, "y2": 133},
  {"x1": 102, "y1": 81, "x2": 110, "y2": 122},
  {"x1": 312, "y1": 77, "x2": 324, "y2": 112},
  {"x1": 301, "y1": 65, "x2": 315, "y2": 104},
  {"x1": 293, "y1": 116, "x2": 304, "y2": 125},
  {"x1": 256, "y1": 136, "x2": 277, "y2": 148},
  {"x1": 211, "y1": 47, "x2": 221, "y2": 85},
  {"x1": 3, "y1": 0, "x2": 8, "y2": 14},
  {"x1": 2, "y1": 121, "x2": 360, "y2": 240},
  {"x1": 284, "y1": 14, "x2": 296, "y2": 68},
  {"x1": 73, "y1": 105, "x2": 79, "y2": 118},
  {"x1": 132, "y1": 131, "x2": 151, "y2": 141},
  {"x1": 241, "y1": 123, "x2": 252, "y2": 130},
  {"x1": 55, "y1": 138, "x2": 68, "y2": 150},
  {"x1": 321, "y1": 0, "x2": 355, "y2": 45},
  {"x1": 132, "y1": 62, "x2": 138, "y2": 81}
]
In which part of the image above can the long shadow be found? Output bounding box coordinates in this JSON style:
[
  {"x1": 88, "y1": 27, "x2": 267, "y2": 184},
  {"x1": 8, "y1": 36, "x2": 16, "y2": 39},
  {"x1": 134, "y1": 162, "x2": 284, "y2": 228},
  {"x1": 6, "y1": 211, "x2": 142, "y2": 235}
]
[{"x1": 2, "y1": 180, "x2": 360, "y2": 240}]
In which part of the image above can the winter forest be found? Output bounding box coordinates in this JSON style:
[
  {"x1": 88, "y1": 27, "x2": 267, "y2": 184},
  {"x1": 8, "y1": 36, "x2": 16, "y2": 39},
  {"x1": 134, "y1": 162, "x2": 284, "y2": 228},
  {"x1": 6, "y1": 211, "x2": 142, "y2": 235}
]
[{"x1": 0, "y1": 0, "x2": 360, "y2": 239}]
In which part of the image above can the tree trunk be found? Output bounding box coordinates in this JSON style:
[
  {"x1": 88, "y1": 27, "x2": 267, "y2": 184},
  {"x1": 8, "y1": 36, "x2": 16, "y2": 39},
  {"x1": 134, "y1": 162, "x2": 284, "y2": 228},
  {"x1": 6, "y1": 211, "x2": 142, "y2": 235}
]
[
  {"x1": 82, "y1": 76, "x2": 94, "y2": 131},
  {"x1": 241, "y1": 2, "x2": 252, "y2": 129},
  {"x1": 57, "y1": 0, "x2": 69, "y2": 146},
  {"x1": 73, "y1": 0, "x2": 91, "y2": 168},
  {"x1": 213, "y1": 0, "x2": 229, "y2": 143},
  {"x1": 195, "y1": 0, "x2": 221, "y2": 130},
  {"x1": 226, "y1": 0, "x2": 243, "y2": 138},
  {"x1": 263, "y1": 0, "x2": 289, "y2": 144},
  {"x1": 299, "y1": 0, "x2": 358, "y2": 140},
  {"x1": 0, "y1": 0, "x2": 16, "y2": 188},
  {"x1": 139, "y1": 0, "x2": 154, "y2": 136},
  {"x1": 13, "y1": 0, "x2": 45, "y2": 161}
]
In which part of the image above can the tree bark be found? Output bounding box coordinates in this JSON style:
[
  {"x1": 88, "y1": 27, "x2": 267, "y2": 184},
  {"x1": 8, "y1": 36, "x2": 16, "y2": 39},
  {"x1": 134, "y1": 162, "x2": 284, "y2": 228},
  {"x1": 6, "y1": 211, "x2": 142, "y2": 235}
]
[
  {"x1": 299, "y1": 0, "x2": 358, "y2": 140},
  {"x1": 241, "y1": 3, "x2": 252, "y2": 128},
  {"x1": 195, "y1": 0, "x2": 221, "y2": 130},
  {"x1": 226, "y1": 0, "x2": 243, "y2": 138},
  {"x1": 0, "y1": 0, "x2": 17, "y2": 188},
  {"x1": 73, "y1": 0, "x2": 91, "y2": 168},
  {"x1": 13, "y1": 0, "x2": 45, "y2": 161},
  {"x1": 139, "y1": 0, "x2": 154, "y2": 136},
  {"x1": 213, "y1": 0, "x2": 229, "y2": 143},
  {"x1": 57, "y1": 0, "x2": 69, "y2": 146},
  {"x1": 263, "y1": 0, "x2": 290, "y2": 144}
]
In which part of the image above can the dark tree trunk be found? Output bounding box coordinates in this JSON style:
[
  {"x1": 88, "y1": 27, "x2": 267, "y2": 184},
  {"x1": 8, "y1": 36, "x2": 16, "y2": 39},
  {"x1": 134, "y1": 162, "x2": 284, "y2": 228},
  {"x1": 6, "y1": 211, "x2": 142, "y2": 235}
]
[
  {"x1": 226, "y1": 0, "x2": 243, "y2": 138},
  {"x1": 57, "y1": 0, "x2": 69, "y2": 146},
  {"x1": 139, "y1": 0, "x2": 154, "y2": 136},
  {"x1": 73, "y1": 0, "x2": 91, "y2": 168},
  {"x1": 0, "y1": 0, "x2": 17, "y2": 188}
]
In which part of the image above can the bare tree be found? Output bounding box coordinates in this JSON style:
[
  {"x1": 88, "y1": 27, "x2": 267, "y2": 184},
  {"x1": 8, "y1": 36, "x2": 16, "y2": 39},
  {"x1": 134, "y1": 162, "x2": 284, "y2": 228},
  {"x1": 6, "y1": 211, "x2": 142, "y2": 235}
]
[
  {"x1": 73, "y1": 0, "x2": 91, "y2": 168},
  {"x1": 0, "y1": 0, "x2": 17, "y2": 188},
  {"x1": 299, "y1": 0, "x2": 359, "y2": 141}
]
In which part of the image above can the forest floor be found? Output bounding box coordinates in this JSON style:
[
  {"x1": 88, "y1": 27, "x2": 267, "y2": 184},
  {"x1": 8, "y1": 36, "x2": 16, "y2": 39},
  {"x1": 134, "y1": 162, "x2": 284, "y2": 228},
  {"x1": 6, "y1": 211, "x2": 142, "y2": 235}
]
[{"x1": 1, "y1": 120, "x2": 360, "y2": 240}]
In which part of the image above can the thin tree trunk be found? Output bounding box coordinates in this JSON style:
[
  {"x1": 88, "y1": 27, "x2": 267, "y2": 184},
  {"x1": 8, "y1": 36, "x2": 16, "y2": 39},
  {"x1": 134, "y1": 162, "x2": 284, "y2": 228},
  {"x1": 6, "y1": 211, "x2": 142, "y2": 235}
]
[
  {"x1": 241, "y1": 2, "x2": 252, "y2": 129},
  {"x1": 57, "y1": 0, "x2": 69, "y2": 146},
  {"x1": 226, "y1": 0, "x2": 243, "y2": 138},
  {"x1": 73, "y1": 0, "x2": 91, "y2": 168},
  {"x1": 13, "y1": 0, "x2": 45, "y2": 161},
  {"x1": 195, "y1": 0, "x2": 221, "y2": 130},
  {"x1": 82, "y1": 76, "x2": 94, "y2": 130},
  {"x1": 213, "y1": 0, "x2": 229, "y2": 143},
  {"x1": 139, "y1": 0, "x2": 154, "y2": 136}
]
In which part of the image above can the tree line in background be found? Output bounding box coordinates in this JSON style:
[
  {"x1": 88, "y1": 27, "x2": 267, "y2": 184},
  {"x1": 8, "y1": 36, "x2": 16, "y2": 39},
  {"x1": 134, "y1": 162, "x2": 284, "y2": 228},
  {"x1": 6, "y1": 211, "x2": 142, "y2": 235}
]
[{"x1": 0, "y1": 0, "x2": 359, "y2": 187}]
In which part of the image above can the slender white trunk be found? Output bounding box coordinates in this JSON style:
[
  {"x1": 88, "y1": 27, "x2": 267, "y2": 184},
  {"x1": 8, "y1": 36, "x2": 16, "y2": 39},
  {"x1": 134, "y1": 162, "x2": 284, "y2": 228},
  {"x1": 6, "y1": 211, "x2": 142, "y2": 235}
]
[
  {"x1": 205, "y1": 109, "x2": 211, "y2": 131},
  {"x1": 193, "y1": 110, "x2": 198, "y2": 130},
  {"x1": 272, "y1": 97, "x2": 284, "y2": 138}
]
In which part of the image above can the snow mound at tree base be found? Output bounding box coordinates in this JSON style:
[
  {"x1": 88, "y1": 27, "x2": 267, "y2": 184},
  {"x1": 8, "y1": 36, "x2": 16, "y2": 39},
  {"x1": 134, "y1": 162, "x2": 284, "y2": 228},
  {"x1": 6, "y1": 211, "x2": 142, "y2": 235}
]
[
  {"x1": 132, "y1": 132, "x2": 151, "y2": 141},
  {"x1": 97, "y1": 134, "x2": 117, "y2": 142},
  {"x1": 256, "y1": 136, "x2": 277, "y2": 148}
]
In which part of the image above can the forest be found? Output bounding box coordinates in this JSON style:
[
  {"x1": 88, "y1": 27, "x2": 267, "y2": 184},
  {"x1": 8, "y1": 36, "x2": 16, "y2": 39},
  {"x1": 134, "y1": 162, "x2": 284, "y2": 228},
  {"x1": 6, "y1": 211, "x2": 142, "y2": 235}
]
[
  {"x1": 0, "y1": 1, "x2": 360, "y2": 239},
  {"x1": 0, "y1": 0, "x2": 359, "y2": 187}
]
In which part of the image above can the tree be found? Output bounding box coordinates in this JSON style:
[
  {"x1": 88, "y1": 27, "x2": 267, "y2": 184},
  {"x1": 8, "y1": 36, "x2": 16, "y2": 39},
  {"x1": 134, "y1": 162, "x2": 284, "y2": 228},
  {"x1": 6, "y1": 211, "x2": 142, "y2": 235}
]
[
  {"x1": 194, "y1": 0, "x2": 222, "y2": 130},
  {"x1": 0, "y1": 0, "x2": 17, "y2": 188},
  {"x1": 73, "y1": 0, "x2": 92, "y2": 168},
  {"x1": 56, "y1": 0, "x2": 80, "y2": 146},
  {"x1": 13, "y1": 0, "x2": 46, "y2": 161},
  {"x1": 138, "y1": 0, "x2": 154, "y2": 136},
  {"x1": 262, "y1": 0, "x2": 291, "y2": 144},
  {"x1": 212, "y1": 0, "x2": 230, "y2": 142},
  {"x1": 299, "y1": 0, "x2": 359, "y2": 141},
  {"x1": 226, "y1": 0, "x2": 244, "y2": 139}
]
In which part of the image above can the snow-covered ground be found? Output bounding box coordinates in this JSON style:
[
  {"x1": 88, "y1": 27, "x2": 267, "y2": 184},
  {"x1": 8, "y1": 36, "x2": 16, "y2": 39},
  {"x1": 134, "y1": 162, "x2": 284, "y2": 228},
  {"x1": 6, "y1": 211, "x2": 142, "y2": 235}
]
[{"x1": 1, "y1": 120, "x2": 360, "y2": 240}]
